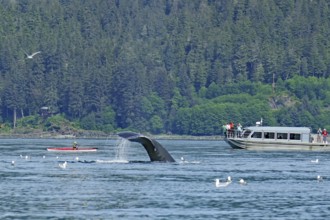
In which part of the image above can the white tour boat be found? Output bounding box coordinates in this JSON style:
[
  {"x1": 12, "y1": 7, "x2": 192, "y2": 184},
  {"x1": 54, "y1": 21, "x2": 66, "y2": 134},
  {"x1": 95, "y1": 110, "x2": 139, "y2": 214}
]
[{"x1": 225, "y1": 126, "x2": 329, "y2": 151}]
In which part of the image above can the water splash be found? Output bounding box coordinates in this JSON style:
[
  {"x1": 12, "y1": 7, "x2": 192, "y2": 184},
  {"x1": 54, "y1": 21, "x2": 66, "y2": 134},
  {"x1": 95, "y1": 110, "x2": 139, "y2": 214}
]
[{"x1": 114, "y1": 138, "x2": 130, "y2": 162}]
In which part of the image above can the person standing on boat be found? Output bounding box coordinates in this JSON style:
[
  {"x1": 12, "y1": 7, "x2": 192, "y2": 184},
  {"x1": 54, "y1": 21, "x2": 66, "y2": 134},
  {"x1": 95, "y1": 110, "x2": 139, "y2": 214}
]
[
  {"x1": 226, "y1": 123, "x2": 231, "y2": 137},
  {"x1": 317, "y1": 128, "x2": 322, "y2": 142},
  {"x1": 322, "y1": 129, "x2": 328, "y2": 144},
  {"x1": 72, "y1": 141, "x2": 78, "y2": 150},
  {"x1": 222, "y1": 124, "x2": 227, "y2": 137},
  {"x1": 229, "y1": 122, "x2": 234, "y2": 137},
  {"x1": 237, "y1": 123, "x2": 242, "y2": 138}
]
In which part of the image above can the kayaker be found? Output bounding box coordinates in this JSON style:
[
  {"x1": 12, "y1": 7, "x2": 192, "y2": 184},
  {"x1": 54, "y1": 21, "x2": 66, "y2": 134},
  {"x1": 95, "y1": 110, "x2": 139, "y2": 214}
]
[{"x1": 72, "y1": 141, "x2": 78, "y2": 150}]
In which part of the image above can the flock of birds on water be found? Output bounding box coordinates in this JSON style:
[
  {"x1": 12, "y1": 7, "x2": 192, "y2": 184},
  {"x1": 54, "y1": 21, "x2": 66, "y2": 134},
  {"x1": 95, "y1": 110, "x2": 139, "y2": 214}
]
[
  {"x1": 11, "y1": 154, "x2": 80, "y2": 170},
  {"x1": 214, "y1": 176, "x2": 248, "y2": 188},
  {"x1": 8, "y1": 153, "x2": 324, "y2": 189},
  {"x1": 212, "y1": 157, "x2": 324, "y2": 188}
]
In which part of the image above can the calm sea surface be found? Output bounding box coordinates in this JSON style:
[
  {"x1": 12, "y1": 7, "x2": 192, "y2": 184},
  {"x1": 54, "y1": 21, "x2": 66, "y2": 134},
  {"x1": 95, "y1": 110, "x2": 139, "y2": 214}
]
[{"x1": 1, "y1": 138, "x2": 330, "y2": 219}]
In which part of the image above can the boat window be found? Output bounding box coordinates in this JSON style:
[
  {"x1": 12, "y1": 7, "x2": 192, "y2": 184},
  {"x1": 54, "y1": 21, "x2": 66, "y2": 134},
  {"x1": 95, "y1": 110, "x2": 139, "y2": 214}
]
[
  {"x1": 289, "y1": 133, "x2": 301, "y2": 140},
  {"x1": 277, "y1": 133, "x2": 288, "y2": 140},
  {"x1": 251, "y1": 132, "x2": 262, "y2": 138},
  {"x1": 264, "y1": 132, "x2": 275, "y2": 139},
  {"x1": 242, "y1": 130, "x2": 251, "y2": 138}
]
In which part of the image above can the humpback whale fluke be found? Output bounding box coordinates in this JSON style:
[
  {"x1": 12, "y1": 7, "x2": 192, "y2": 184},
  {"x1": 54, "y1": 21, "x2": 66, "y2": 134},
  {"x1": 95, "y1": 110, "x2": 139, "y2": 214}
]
[{"x1": 117, "y1": 131, "x2": 176, "y2": 162}]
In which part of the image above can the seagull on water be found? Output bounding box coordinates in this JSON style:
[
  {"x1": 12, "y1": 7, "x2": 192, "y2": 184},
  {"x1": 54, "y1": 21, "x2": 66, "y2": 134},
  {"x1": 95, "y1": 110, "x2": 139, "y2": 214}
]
[
  {"x1": 215, "y1": 176, "x2": 232, "y2": 188},
  {"x1": 59, "y1": 161, "x2": 67, "y2": 169},
  {"x1": 239, "y1": 178, "x2": 247, "y2": 185},
  {"x1": 311, "y1": 159, "x2": 319, "y2": 163},
  {"x1": 11, "y1": 160, "x2": 15, "y2": 166},
  {"x1": 317, "y1": 175, "x2": 323, "y2": 181},
  {"x1": 25, "y1": 51, "x2": 41, "y2": 59}
]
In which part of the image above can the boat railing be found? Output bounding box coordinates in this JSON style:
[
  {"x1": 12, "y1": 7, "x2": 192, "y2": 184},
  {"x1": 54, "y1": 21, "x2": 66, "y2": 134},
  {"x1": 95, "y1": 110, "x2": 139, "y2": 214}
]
[{"x1": 225, "y1": 129, "x2": 242, "y2": 139}]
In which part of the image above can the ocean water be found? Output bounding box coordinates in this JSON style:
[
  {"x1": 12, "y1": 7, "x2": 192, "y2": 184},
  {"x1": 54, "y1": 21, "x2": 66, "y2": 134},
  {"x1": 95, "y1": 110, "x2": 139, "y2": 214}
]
[{"x1": 0, "y1": 138, "x2": 330, "y2": 219}]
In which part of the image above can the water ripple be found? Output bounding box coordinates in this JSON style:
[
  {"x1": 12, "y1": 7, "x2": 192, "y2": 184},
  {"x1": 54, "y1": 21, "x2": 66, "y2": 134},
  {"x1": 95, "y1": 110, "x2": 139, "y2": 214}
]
[{"x1": 0, "y1": 139, "x2": 329, "y2": 219}]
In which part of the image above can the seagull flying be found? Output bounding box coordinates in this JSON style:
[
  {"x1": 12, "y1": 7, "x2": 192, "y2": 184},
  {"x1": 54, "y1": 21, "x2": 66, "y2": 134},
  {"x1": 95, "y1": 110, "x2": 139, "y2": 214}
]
[{"x1": 25, "y1": 51, "x2": 41, "y2": 59}]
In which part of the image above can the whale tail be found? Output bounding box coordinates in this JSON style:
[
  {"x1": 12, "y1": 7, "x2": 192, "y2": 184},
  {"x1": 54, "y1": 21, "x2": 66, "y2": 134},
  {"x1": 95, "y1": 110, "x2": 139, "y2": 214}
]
[{"x1": 117, "y1": 131, "x2": 176, "y2": 162}]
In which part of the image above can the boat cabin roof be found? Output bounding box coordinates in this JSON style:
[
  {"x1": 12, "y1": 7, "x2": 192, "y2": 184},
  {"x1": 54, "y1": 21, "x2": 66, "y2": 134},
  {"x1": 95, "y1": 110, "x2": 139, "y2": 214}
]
[{"x1": 244, "y1": 126, "x2": 311, "y2": 134}]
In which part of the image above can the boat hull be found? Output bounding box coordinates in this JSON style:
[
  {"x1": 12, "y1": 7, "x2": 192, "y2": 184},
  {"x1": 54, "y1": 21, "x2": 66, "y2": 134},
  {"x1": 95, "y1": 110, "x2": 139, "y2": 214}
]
[
  {"x1": 225, "y1": 138, "x2": 330, "y2": 151},
  {"x1": 47, "y1": 147, "x2": 98, "y2": 152}
]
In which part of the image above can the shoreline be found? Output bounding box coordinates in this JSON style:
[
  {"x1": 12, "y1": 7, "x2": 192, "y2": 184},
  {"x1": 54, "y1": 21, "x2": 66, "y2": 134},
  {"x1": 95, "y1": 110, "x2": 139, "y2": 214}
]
[{"x1": 0, "y1": 131, "x2": 225, "y2": 141}]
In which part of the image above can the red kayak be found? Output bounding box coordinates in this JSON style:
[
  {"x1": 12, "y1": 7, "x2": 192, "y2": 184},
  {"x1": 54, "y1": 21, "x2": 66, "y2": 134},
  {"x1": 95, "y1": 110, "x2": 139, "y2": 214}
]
[{"x1": 47, "y1": 147, "x2": 98, "y2": 152}]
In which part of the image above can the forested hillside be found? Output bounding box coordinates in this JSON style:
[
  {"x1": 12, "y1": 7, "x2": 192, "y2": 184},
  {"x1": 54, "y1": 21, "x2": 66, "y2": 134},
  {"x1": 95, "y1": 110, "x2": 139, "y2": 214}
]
[{"x1": 1, "y1": 0, "x2": 330, "y2": 135}]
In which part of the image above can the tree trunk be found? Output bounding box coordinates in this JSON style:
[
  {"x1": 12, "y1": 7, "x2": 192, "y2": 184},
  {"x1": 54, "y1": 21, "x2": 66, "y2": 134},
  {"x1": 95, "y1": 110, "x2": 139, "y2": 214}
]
[{"x1": 13, "y1": 108, "x2": 17, "y2": 129}]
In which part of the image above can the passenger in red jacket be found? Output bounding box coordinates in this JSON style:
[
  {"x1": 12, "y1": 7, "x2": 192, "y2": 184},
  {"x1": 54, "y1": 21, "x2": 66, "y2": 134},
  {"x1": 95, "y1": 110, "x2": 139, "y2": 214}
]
[
  {"x1": 229, "y1": 122, "x2": 234, "y2": 137},
  {"x1": 322, "y1": 129, "x2": 328, "y2": 144}
]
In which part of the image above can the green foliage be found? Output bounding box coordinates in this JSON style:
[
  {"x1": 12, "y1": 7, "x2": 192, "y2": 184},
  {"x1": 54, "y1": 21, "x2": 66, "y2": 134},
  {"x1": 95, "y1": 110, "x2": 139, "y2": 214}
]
[
  {"x1": 150, "y1": 115, "x2": 164, "y2": 134},
  {"x1": 0, "y1": 123, "x2": 11, "y2": 133},
  {"x1": 44, "y1": 114, "x2": 76, "y2": 132},
  {"x1": 80, "y1": 113, "x2": 97, "y2": 130},
  {"x1": 1, "y1": 1, "x2": 330, "y2": 135},
  {"x1": 80, "y1": 106, "x2": 116, "y2": 132},
  {"x1": 16, "y1": 115, "x2": 41, "y2": 129},
  {"x1": 316, "y1": 110, "x2": 330, "y2": 132}
]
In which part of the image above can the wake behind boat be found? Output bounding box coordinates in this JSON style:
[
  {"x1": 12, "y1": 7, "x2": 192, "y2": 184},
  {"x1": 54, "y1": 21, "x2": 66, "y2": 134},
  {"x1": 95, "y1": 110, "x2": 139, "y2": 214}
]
[
  {"x1": 47, "y1": 147, "x2": 98, "y2": 152},
  {"x1": 225, "y1": 126, "x2": 330, "y2": 151}
]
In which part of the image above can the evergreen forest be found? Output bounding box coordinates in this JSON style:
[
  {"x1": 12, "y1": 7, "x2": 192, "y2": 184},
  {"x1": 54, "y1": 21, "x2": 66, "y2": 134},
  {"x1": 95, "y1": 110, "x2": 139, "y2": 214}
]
[{"x1": 1, "y1": 0, "x2": 330, "y2": 136}]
